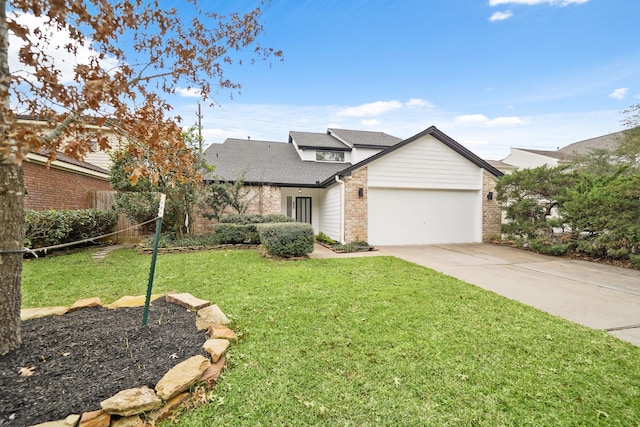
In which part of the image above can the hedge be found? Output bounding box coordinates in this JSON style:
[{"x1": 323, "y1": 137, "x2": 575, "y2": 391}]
[
  {"x1": 257, "y1": 222, "x2": 314, "y2": 257},
  {"x1": 24, "y1": 209, "x2": 117, "y2": 250},
  {"x1": 219, "y1": 214, "x2": 293, "y2": 224},
  {"x1": 214, "y1": 214, "x2": 295, "y2": 244}
]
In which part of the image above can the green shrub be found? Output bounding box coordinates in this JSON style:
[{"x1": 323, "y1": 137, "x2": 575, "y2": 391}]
[
  {"x1": 24, "y1": 209, "x2": 117, "y2": 249},
  {"x1": 145, "y1": 233, "x2": 218, "y2": 248},
  {"x1": 219, "y1": 214, "x2": 293, "y2": 224},
  {"x1": 528, "y1": 239, "x2": 569, "y2": 256},
  {"x1": 333, "y1": 240, "x2": 372, "y2": 253},
  {"x1": 215, "y1": 215, "x2": 294, "y2": 244},
  {"x1": 630, "y1": 254, "x2": 640, "y2": 269},
  {"x1": 257, "y1": 222, "x2": 314, "y2": 257},
  {"x1": 315, "y1": 232, "x2": 336, "y2": 245},
  {"x1": 213, "y1": 223, "x2": 259, "y2": 244},
  {"x1": 607, "y1": 247, "x2": 630, "y2": 260}
]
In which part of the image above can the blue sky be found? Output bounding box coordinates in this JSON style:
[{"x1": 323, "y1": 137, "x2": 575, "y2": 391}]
[
  {"x1": 171, "y1": 0, "x2": 639, "y2": 160},
  {"x1": 9, "y1": 0, "x2": 639, "y2": 160}
]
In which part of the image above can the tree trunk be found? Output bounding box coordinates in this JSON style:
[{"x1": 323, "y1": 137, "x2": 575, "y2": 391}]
[{"x1": 0, "y1": 161, "x2": 24, "y2": 355}]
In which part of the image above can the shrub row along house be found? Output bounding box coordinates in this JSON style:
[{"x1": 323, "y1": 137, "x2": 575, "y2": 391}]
[{"x1": 200, "y1": 126, "x2": 503, "y2": 246}]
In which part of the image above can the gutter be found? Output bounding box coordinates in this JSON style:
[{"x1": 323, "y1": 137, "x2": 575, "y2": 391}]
[{"x1": 335, "y1": 175, "x2": 345, "y2": 244}]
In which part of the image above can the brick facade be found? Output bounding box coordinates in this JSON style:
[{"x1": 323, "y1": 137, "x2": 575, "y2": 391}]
[
  {"x1": 23, "y1": 161, "x2": 112, "y2": 211},
  {"x1": 343, "y1": 167, "x2": 368, "y2": 243},
  {"x1": 192, "y1": 184, "x2": 282, "y2": 234},
  {"x1": 482, "y1": 170, "x2": 502, "y2": 241}
]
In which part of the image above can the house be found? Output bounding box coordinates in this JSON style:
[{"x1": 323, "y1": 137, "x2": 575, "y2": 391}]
[
  {"x1": 201, "y1": 126, "x2": 503, "y2": 246},
  {"x1": 23, "y1": 150, "x2": 112, "y2": 210},
  {"x1": 500, "y1": 130, "x2": 627, "y2": 170}
]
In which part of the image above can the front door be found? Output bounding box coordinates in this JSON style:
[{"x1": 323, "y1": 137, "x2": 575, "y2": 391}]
[{"x1": 295, "y1": 197, "x2": 312, "y2": 224}]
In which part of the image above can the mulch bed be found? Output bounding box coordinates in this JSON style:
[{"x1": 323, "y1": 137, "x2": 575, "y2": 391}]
[{"x1": 0, "y1": 299, "x2": 209, "y2": 427}]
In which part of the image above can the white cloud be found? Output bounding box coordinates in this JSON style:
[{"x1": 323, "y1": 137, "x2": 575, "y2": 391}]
[
  {"x1": 176, "y1": 87, "x2": 202, "y2": 98},
  {"x1": 361, "y1": 119, "x2": 381, "y2": 126},
  {"x1": 608, "y1": 88, "x2": 629, "y2": 100},
  {"x1": 455, "y1": 114, "x2": 528, "y2": 127},
  {"x1": 489, "y1": 10, "x2": 513, "y2": 21},
  {"x1": 489, "y1": 0, "x2": 588, "y2": 5},
  {"x1": 406, "y1": 98, "x2": 434, "y2": 109},
  {"x1": 336, "y1": 100, "x2": 403, "y2": 117},
  {"x1": 9, "y1": 12, "x2": 119, "y2": 84}
]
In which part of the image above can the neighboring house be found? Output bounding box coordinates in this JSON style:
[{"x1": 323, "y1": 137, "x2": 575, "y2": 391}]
[
  {"x1": 23, "y1": 150, "x2": 112, "y2": 210},
  {"x1": 200, "y1": 126, "x2": 503, "y2": 246},
  {"x1": 16, "y1": 115, "x2": 120, "y2": 170},
  {"x1": 500, "y1": 130, "x2": 627, "y2": 170},
  {"x1": 485, "y1": 159, "x2": 518, "y2": 175}
]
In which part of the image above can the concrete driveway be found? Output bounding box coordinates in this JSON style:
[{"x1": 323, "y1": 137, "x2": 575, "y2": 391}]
[{"x1": 378, "y1": 244, "x2": 640, "y2": 347}]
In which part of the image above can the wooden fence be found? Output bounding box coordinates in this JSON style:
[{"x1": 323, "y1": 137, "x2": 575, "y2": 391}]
[{"x1": 90, "y1": 191, "x2": 144, "y2": 243}]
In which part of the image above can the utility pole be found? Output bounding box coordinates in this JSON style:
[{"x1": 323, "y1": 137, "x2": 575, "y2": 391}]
[{"x1": 197, "y1": 102, "x2": 203, "y2": 158}]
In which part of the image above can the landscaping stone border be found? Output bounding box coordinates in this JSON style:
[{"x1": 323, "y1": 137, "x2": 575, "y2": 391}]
[{"x1": 21, "y1": 292, "x2": 237, "y2": 427}]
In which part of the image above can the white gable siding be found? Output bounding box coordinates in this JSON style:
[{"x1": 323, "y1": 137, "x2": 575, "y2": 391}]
[
  {"x1": 351, "y1": 147, "x2": 384, "y2": 164},
  {"x1": 368, "y1": 134, "x2": 481, "y2": 190},
  {"x1": 319, "y1": 184, "x2": 341, "y2": 241}
]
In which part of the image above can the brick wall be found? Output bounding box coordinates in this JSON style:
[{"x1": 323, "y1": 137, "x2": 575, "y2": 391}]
[
  {"x1": 23, "y1": 161, "x2": 112, "y2": 210},
  {"x1": 343, "y1": 167, "x2": 368, "y2": 243},
  {"x1": 482, "y1": 170, "x2": 502, "y2": 241}
]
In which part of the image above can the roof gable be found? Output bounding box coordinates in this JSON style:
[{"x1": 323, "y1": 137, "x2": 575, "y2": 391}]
[
  {"x1": 321, "y1": 126, "x2": 502, "y2": 185},
  {"x1": 289, "y1": 131, "x2": 349, "y2": 151}
]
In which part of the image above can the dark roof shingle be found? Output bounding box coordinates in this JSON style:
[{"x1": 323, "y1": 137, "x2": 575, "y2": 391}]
[
  {"x1": 328, "y1": 128, "x2": 402, "y2": 148},
  {"x1": 203, "y1": 139, "x2": 350, "y2": 186}
]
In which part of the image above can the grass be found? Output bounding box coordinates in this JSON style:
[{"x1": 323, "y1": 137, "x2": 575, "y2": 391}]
[{"x1": 21, "y1": 248, "x2": 640, "y2": 426}]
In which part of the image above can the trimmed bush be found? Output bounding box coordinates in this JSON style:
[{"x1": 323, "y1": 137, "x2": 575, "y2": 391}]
[
  {"x1": 214, "y1": 215, "x2": 295, "y2": 244},
  {"x1": 219, "y1": 214, "x2": 293, "y2": 224},
  {"x1": 24, "y1": 209, "x2": 117, "y2": 249},
  {"x1": 213, "y1": 223, "x2": 259, "y2": 244},
  {"x1": 257, "y1": 222, "x2": 314, "y2": 257}
]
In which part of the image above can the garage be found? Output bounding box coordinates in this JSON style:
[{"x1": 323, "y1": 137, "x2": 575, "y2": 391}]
[{"x1": 368, "y1": 187, "x2": 481, "y2": 246}]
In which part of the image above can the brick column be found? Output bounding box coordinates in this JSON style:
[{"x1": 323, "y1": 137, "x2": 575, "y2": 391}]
[
  {"x1": 482, "y1": 170, "x2": 501, "y2": 241},
  {"x1": 343, "y1": 167, "x2": 368, "y2": 243}
]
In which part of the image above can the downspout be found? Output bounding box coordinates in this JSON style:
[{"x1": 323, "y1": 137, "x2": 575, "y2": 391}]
[{"x1": 335, "y1": 175, "x2": 345, "y2": 244}]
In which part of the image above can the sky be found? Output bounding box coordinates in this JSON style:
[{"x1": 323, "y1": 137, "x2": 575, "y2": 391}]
[
  {"x1": 9, "y1": 0, "x2": 640, "y2": 161},
  {"x1": 170, "y1": 0, "x2": 639, "y2": 160}
]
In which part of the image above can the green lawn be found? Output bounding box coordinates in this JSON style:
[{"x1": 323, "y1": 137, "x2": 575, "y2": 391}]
[{"x1": 22, "y1": 248, "x2": 640, "y2": 426}]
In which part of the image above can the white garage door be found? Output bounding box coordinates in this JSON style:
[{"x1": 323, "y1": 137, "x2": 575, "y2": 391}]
[{"x1": 368, "y1": 188, "x2": 481, "y2": 245}]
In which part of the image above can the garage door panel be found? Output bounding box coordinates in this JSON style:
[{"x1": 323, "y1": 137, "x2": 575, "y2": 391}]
[{"x1": 368, "y1": 188, "x2": 480, "y2": 245}]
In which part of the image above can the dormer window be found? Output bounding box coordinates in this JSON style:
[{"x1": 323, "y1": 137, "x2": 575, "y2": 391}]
[{"x1": 316, "y1": 150, "x2": 345, "y2": 162}]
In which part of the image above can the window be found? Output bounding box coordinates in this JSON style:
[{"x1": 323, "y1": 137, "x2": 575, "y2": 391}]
[{"x1": 316, "y1": 150, "x2": 344, "y2": 162}]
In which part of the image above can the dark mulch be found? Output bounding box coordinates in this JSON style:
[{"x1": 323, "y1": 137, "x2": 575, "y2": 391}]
[{"x1": 0, "y1": 299, "x2": 209, "y2": 427}]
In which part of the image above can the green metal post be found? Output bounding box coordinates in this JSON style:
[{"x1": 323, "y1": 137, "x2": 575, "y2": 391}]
[{"x1": 143, "y1": 194, "x2": 166, "y2": 326}]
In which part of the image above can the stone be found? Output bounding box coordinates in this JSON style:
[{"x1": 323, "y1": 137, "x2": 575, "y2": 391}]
[
  {"x1": 100, "y1": 386, "x2": 161, "y2": 417},
  {"x1": 156, "y1": 355, "x2": 211, "y2": 401},
  {"x1": 29, "y1": 414, "x2": 80, "y2": 427},
  {"x1": 20, "y1": 306, "x2": 68, "y2": 321},
  {"x1": 106, "y1": 294, "x2": 162, "y2": 309},
  {"x1": 110, "y1": 415, "x2": 144, "y2": 427},
  {"x1": 202, "y1": 339, "x2": 230, "y2": 363},
  {"x1": 165, "y1": 293, "x2": 210, "y2": 311},
  {"x1": 148, "y1": 392, "x2": 190, "y2": 422},
  {"x1": 69, "y1": 297, "x2": 103, "y2": 312},
  {"x1": 199, "y1": 356, "x2": 226, "y2": 387},
  {"x1": 208, "y1": 324, "x2": 237, "y2": 341},
  {"x1": 79, "y1": 409, "x2": 110, "y2": 427},
  {"x1": 195, "y1": 304, "x2": 229, "y2": 330}
]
